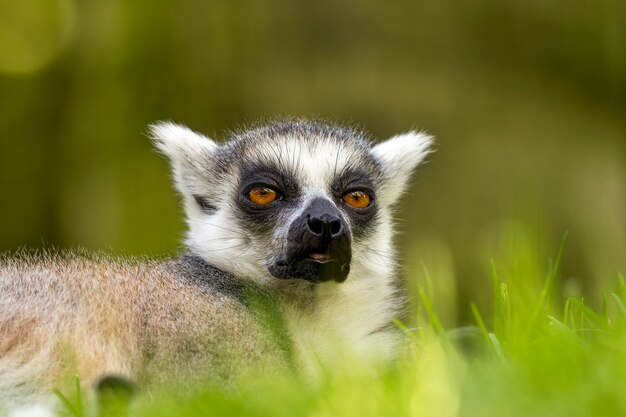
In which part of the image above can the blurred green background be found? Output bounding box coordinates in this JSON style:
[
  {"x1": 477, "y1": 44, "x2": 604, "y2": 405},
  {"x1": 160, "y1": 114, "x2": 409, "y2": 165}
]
[{"x1": 1, "y1": 0, "x2": 624, "y2": 325}]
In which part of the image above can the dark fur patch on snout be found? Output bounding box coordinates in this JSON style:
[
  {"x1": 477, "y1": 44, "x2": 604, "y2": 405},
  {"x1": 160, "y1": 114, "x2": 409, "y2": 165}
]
[{"x1": 269, "y1": 198, "x2": 352, "y2": 284}]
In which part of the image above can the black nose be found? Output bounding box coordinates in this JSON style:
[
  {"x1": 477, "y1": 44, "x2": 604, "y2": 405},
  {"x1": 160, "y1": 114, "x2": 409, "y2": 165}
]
[{"x1": 307, "y1": 214, "x2": 343, "y2": 238}]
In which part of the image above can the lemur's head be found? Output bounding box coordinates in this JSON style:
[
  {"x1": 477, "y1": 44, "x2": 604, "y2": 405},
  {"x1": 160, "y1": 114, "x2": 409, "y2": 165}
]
[{"x1": 151, "y1": 120, "x2": 432, "y2": 286}]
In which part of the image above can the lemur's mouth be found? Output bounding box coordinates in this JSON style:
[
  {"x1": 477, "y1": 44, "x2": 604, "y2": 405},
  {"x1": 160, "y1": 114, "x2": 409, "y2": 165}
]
[
  {"x1": 270, "y1": 247, "x2": 350, "y2": 284},
  {"x1": 308, "y1": 252, "x2": 333, "y2": 263}
]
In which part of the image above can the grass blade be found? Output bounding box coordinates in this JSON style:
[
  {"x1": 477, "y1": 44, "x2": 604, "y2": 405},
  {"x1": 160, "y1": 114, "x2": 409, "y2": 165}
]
[
  {"x1": 471, "y1": 302, "x2": 490, "y2": 343},
  {"x1": 611, "y1": 293, "x2": 626, "y2": 320},
  {"x1": 526, "y1": 232, "x2": 568, "y2": 334},
  {"x1": 567, "y1": 298, "x2": 606, "y2": 329}
]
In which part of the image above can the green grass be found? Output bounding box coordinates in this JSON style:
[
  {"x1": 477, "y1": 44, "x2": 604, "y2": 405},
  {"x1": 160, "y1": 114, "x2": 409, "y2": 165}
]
[{"x1": 56, "y1": 235, "x2": 626, "y2": 417}]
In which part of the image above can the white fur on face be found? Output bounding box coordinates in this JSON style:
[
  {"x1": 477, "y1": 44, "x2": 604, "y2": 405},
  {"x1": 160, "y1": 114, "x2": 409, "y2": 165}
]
[
  {"x1": 184, "y1": 135, "x2": 362, "y2": 285},
  {"x1": 185, "y1": 208, "x2": 270, "y2": 284},
  {"x1": 251, "y1": 135, "x2": 358, "y2": 190}
]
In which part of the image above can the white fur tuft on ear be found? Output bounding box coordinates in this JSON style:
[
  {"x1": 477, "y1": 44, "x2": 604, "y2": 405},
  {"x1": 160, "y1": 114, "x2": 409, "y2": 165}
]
[
  {"x1": 148, "y1": 121, "x2": 218, "y2": 196},
  {"x1": 149, "y1": 121, "x2": 217, "y2": 160},
  {"x1": 372, "y1": 131, "x2": 434, "y2": 205}
]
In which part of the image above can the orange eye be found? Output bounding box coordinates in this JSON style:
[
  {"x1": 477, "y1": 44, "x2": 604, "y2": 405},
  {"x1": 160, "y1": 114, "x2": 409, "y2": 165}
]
[
  {"x1": 248, "y1": 186, "x2": 278, "y2": 205},
  {"x1": 342, "y1": 190, "x2": 371, "y2": 209}
]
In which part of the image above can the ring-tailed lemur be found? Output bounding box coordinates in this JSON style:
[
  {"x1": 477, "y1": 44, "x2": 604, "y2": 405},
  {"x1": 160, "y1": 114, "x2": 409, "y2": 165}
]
[{"x1": 0, "y1": 119, "x2": 432, "y2": 414}]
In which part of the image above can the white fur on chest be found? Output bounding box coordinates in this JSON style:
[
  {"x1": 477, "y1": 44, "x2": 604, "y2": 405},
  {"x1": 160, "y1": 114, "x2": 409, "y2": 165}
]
[{"x1": 283, "y1": 260, "x2": 402, "y2": 372}]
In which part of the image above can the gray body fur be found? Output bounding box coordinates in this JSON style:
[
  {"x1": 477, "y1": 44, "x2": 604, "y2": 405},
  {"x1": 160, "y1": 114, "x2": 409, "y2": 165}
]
[{"x1": 0, "y1": 252, "x2": 285, "y2": 408}]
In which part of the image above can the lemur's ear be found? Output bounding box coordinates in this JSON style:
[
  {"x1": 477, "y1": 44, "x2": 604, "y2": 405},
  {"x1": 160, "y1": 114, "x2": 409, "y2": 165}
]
[
  {"x1": 149, "y1": 122, "x2": 218, "y2": 196},
  {"x1": 372, "y1": 131, "x2": 434, "y2": 205}
]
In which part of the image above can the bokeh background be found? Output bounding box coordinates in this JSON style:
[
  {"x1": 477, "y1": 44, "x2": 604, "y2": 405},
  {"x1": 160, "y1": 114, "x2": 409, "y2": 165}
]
[{"x1": 1, "y1": 0, "x2": 624, "y2": 325}]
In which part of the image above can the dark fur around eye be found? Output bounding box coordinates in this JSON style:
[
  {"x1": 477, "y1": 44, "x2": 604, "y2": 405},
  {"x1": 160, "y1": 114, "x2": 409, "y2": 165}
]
[
  {"x1": 235, "y1": 164, "x2": 301, "y2": 234},
  {"x1": 331, "y1": 169, "x2": 378, "y2": 236},
  {"x1": 239, "y1": 164, "x2": 299, "y2": 199}
]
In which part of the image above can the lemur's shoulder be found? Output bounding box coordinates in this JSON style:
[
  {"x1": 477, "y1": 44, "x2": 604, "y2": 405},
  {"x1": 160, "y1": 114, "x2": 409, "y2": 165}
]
[{"x1": 136, "y1": 255, "x2": 290, "y2": 388}]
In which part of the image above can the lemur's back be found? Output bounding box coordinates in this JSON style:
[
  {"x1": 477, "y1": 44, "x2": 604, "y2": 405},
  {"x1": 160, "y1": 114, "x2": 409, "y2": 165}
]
[{"x1": 0, "y1": 253, "x2": 283, "y2": 407}]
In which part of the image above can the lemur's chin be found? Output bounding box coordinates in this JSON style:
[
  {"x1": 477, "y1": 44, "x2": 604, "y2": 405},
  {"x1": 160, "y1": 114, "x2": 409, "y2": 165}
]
[{"x1": 269, "y1": 257, "x2": 351, "y2": 284}]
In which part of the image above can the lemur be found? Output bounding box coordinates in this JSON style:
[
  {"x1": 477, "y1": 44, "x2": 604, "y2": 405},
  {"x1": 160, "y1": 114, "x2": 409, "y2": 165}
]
[{"x1": 0, "y1": 119, "x2": 432, "y2": 414}]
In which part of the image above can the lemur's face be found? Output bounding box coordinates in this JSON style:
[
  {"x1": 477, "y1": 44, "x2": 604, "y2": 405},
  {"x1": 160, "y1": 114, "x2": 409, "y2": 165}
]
[
  {"x1": 152, "y1": 120, "x2": 432, "y2": 286},
  {"x1": 231, "y1": 131, "x2": 381, "y2": 284}
]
